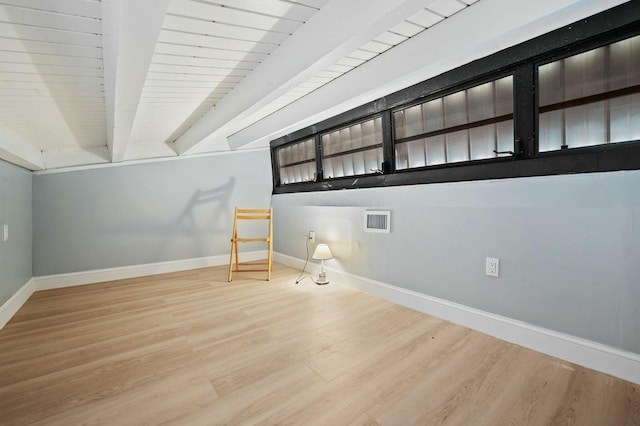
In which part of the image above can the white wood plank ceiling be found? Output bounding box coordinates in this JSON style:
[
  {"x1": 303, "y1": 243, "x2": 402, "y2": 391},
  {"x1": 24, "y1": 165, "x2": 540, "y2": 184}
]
[{"x1": 0, "y1": 0, "x2": 629, "y2": 170}]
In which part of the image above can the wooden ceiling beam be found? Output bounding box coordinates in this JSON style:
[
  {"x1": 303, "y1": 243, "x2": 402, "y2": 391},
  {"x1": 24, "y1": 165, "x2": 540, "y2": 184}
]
[
  {"x1": 0, "y1": 126, "x2": 44, "y2": 171},
  {"x1": 101, "y1": 0, "x2": 170, "y2": 163},
  {"x1": 173, "y1": 0, "x2": 429, "y2": 155}
]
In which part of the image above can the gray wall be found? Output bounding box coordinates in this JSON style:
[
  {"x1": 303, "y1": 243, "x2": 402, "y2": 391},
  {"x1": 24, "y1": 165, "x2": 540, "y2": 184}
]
[
  {"x1": 0, "y1": 159, "x2": 32, "y2": 305},
  {"x1": 272, "y1": 170, "x2": 640, "y2": 354},
  {"x1": 33, "y1": 150, "x2": 272, "y2": 275}
]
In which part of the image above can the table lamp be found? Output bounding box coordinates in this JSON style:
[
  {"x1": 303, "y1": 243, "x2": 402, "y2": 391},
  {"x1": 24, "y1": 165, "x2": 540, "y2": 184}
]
[{"x1": 312, "y1": 243, "x2": 333, "y2": 285}]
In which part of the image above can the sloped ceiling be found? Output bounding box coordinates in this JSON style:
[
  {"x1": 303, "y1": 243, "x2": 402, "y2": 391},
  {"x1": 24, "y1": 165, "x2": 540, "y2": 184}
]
[{"x1": 0, "y1": 0, "x2": 628, "y2": 171}]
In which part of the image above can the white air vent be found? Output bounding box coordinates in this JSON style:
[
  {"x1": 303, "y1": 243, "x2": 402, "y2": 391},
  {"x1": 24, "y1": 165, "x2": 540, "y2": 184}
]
[{"x1": 364, "y1": 210, "x2": 390, "y2": 233}]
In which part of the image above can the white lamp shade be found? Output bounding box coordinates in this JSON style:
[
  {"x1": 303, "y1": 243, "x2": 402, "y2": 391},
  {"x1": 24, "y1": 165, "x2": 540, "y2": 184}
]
[{"x1": 312, "y1": 243, "x2": 333, "y2": 260}]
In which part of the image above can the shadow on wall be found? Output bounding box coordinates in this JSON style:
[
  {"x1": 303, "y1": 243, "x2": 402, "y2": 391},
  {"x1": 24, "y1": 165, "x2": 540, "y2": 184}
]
[
  {"x1": 176, "y1": 177, "x2": 235, "y2": 235},
  {"x1": 103, "y1": 177, "x2": 236, "y2": 264},
  {"x1": 165, "y1": 176, "x2": 237, "y2": 260}
]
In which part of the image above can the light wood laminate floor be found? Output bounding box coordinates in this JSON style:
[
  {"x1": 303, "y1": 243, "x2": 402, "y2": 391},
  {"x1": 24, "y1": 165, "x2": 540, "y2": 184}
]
[{"x1": 0, "y1": 263, "x2": 638, "y2": 425}]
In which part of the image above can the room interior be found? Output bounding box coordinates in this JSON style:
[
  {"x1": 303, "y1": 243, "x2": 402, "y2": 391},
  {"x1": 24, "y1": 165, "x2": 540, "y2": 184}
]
[{"x1": 1, "y1": 0, "x2": 639, "y2": 423}]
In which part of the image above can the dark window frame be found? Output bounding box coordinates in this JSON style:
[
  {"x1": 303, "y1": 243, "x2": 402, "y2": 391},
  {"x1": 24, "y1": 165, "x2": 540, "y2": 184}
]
[
  {"x1": 319, "y1": 113, "x2": 385, "y2": 181},
  {"x1": 270, "y1": 2, "x2": 640, "y2": 194},
  {"x1": 391, "y1": 70, "x2": 517, "y2": 171}
]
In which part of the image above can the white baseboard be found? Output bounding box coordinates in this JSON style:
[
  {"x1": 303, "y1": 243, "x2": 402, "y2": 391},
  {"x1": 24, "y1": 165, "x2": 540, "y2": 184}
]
[
  {"x1": 274, "y1": 252, "x2": 640, "y2": 385},
  {"x1": 0, "y1": 278, "x2": 35, "y2": 329},
  {"x1": 34, "y1": 251, "x2": 267, "y2": 291}
]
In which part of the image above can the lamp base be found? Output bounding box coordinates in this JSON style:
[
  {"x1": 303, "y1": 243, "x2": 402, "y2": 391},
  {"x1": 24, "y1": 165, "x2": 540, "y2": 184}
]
[{"x1": 316, "y1": 271, "x2": 329, "y2": 285}]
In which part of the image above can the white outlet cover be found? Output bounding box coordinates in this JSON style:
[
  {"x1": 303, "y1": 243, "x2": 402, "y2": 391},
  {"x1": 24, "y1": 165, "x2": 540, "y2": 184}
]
[
  {"x1": 3, "y1": 224, "x2": 7, "y2": 242},
  {"x1": 486, "y1": 257, "x2": 499, "y2": 277}
]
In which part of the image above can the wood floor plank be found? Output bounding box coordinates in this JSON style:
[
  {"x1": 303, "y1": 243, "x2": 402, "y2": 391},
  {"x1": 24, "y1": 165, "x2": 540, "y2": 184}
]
[
  {"x1": 32, "y1": 374, "x2": 218, "y2": 426},
  {"x1": 169, "y1": 362, "x2": 328, "y2": 426},
  {"x1": 302, "y1": 308, "x2": 442, "y2": 382},
  {"x1": 279, "y1": 325, "x2": 485, "y2": 425},
  {"x1": 0, "y1": 262, "x2": 637, "y2": 425},
  {"x1": 0, "y1": 337, "x2": 195, "y2": 423}
]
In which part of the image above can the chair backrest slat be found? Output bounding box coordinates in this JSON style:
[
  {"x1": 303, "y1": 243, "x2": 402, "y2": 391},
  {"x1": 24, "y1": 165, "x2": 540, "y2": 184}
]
[{"x1": 237, "y1": 215, "x2": 269, "y2": 220}]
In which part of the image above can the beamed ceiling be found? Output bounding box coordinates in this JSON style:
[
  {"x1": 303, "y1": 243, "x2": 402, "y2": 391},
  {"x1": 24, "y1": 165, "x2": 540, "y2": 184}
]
[{"x1": 0, "y1": 0, "x2": 628, "y2": 171}]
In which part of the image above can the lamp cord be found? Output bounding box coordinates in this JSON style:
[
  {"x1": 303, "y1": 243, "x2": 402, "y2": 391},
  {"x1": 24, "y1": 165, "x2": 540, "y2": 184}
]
[{"x1": 295, "y1": 236, "x2": 314, "y2": 284}]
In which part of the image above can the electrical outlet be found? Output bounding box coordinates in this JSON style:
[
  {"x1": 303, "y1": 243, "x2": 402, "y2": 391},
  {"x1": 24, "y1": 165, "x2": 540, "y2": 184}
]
[
  {"x1": 309, "y1": 231, "x2": 315, "y2": 243},
  {"x1": 486, "y1": 257, "x2": 499, "y2": 277},
  {"x1": 3, "y1": 224, "x2": 7, "y2": 242}
]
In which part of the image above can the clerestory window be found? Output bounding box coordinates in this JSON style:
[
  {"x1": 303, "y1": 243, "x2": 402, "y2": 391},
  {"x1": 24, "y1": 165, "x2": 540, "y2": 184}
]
[{"x1": 270, "y1": 4, "x2": 640, "y2": 194}]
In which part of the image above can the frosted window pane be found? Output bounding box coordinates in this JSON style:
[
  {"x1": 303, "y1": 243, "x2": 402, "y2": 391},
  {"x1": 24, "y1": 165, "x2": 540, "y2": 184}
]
[
  {"x1": 323, "y1": 158, "x2": 334, "y2": 179},
  {"x1": 321, "y1": 134, "x2": 330, "y2": 154},
  {"x1": 342, "y1": 153, "x2": 355, "y2": 176},
  {"x1": 563, "y1": 47, "x2": 606, "y2": 100},
  {"x1": 374, "y1": 117, "x2": 382, "y2": 136},
  {"x1": 322, "y1": 117, "x2": 383, "y2": 178},
  {"x1": 424, "y1": 98, "x2": 445, "y2": 131},
  {"x1": 610, "y1": 94, "x2": 640, "y2": 143},
  {"x1": 277, "y1": 147, "x2": 285, "y2": 165},
  {"x1": 565, "y1": 102, "x2": 607, "y2": 148},
  {"x1": 277, "y1": 137, "x2": 316, "y2": 184},
  {"x1": 292, "y1": 144, "x2": 299, "y2": 162},
  {"x1": 284, "y1": 146, "x2": 291, "y2": 164},
  {"x1": 539, "y1": 61, "x2": 564, "y2": 107},
  {"x1": 362, "y1": 120, "x2": 376, "y2": 146},
  {"x1": 404, "y1": 105, "x2": 424, "y2": 137},
  {"x1": 444, "y1": 91, "x2": 467, "y2": 127},
  {"x1": 469, "y1": 124, "x2": 495, "y2": 160},
  {"x1": 299, "y1": 141, "x2": 308, "y2": 160},
  {"x1": 325, "y1": 126, "x2": 383, "y2": 157},
  {"x1": 396, "y1": 137, "x2": 439, "y2": 170},
  {"x1": 351, "y1": 124, "x2": 363, "y2": 149},
  {"x1": 396, "y1": 141, "x2": 408, "y2": 170},
  {"x1": 539, "y1": 111, "x2": 564, "y2": 152},
  {"x1": 495, "y1": 76, "x2": 514, "y2": 115},
  {"x1": 297, "y1": 165, "x2": 305, "y2": 183},
  {"x1": 446, "y1": 130, "x2": 469, "y2": 163},
  {"x1": 394, "y1": 75, "x2": 513, "y2": 168},
  {"x1": 352, "y1": 152, "x2": 365, "y2": 175},
  {"x1": 467, "y1": 81, "x2": 495, "y2": 122},
  {"x1": 538, "y1": 34, "x2": 640, "y2": 151},
  {"x1": 394, "y1": 110, "x2": 406, "y2": 138},
  {"x1": 331, "y1": 157, "x2": 344, "y2": 178},
  {"x1": 407, "y1": 139, "x2": 427, "y2": 168},
  {"x1": 396, "y1": 138, "x2": 427, "y2": 170},
  {"x1": 340, "y1": 127, "x2": 351, "y2": 151},
  {"x1": 426, "y1": 136, "x2": 446, "y2": 166},
  {"x1": 364, "y1": 149, "x2": 380, "y2": 172},
  {"x1": 280, "y1": 162, "x2": 317, "y2": 184},
  {"x1": 307, "y1": 163, "x2": 316, "y2": 181},
  {"x1": 330, "y1": 131, "x2": 341, "y2": 154},
  {"x1": 496, "y1": 121, "x2": 514, "y2": 155},
  {"x1": 376, "y1": 148, "x2": 384, "y2": 169},
  {"x1": 609, "y1": 36, "x2": 640, "y2": 90}
]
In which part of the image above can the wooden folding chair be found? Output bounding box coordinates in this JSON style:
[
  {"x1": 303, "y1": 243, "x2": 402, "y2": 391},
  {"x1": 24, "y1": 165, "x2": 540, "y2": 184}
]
[{"x1": 228, "y1": 207, "x2": 273, "y2": 281}]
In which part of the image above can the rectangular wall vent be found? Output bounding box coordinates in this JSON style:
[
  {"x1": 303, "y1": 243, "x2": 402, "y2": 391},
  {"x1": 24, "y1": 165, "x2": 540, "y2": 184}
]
[{"x1": 364, "y1": 210, "x2": 390, "y2": 233}]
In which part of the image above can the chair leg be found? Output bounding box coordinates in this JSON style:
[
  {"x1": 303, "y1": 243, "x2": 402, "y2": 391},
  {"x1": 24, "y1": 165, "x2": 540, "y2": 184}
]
[
  {"x1": 266, "y1": 244, "x2": 272, "y2": 281},
  {"x1": 234, "y1": 242, "x2": 239, "y2": 273},
  {"x1": 267, "y1": 209, "x2": 273, "y2": 281},
  {"x1": 228, "y1": 240, "x2": 235, "y2": 282}
]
